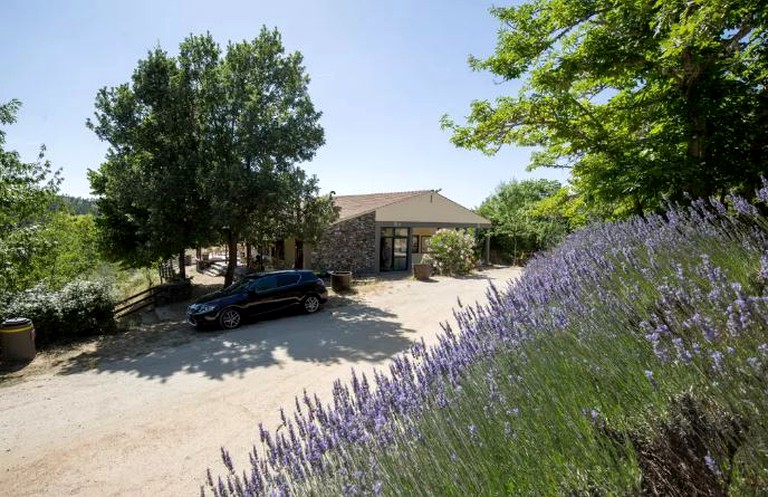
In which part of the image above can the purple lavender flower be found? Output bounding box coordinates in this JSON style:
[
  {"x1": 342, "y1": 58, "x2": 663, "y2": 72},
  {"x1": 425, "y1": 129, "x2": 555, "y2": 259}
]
[
  {"x1": 644, "y1": 370, "x2": 658, "y2": 389},
  {"x1": 710, "y1": 351, "x2": 724, "y2": 371},
  {"x1": 468, "y1": 424, "x2": 478, "y2": 439},
  {"x1": 206, "y1": 190, "x2": 768, "y2": 497},
  {"x1": 747, "y1": 357, "x2": 760, "y2": 372},
  {"x1": 704, "y1": 452, "x2": 721, "y2": 477},
  {"x1": 757, "y1": 177, "x2": 768, "y2": 203}
]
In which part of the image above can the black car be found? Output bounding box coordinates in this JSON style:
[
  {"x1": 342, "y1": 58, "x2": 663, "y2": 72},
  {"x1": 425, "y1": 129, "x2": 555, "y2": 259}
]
[{"x1": 187, "y1": 270, "x2": 328, "y2": 329}]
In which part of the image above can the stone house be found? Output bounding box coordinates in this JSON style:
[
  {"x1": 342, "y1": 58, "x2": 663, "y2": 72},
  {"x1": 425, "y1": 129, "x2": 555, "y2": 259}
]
[{"x1": 280, "y1": 190, "x2": 492, "y2": 274}]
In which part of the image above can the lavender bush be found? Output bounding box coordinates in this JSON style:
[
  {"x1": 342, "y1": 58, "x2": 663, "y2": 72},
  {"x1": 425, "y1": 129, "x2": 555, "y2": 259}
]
[{"x1": 206, "y1": 187, "x2": 768, "y2": 496}]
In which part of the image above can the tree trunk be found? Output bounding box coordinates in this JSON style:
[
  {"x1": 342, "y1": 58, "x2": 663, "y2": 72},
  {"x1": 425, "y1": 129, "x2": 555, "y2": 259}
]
[
  {"x1": 178, "y1": 250, "x2": 186, "y2": 280},
  {"x1": 224, "y1": 231, "x2": 238, "y2": 287},
  {"x1": 246, "y1": 244, "x2": 252, "y2": 268}
]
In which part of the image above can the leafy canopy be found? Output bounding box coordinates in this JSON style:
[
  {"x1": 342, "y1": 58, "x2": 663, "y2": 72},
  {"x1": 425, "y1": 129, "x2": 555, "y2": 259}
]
[
  {"x1": 88, "y1": 44, "x2": 214, "y2": 276},
  {"x1": 477, "y1": 179, "x2": 574, "y2": 261},
  {"x1": 444, "y1": 0, "x2": 768, "y2": 216},
  {"x1": 0, "y1": 100, "x2": 64, "y2": 295},
  {"x1": 88, "y1": 29, "x2": 334, "y2": 285}
]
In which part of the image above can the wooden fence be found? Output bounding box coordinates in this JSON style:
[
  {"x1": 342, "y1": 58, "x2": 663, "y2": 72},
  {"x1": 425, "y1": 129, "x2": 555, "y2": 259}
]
[
  {"x1": 113, "y1": 280, "x2": 193, "y2": 319},
  {"x1": 113, "y1": 287, "x2": 161, "y2": 319}
]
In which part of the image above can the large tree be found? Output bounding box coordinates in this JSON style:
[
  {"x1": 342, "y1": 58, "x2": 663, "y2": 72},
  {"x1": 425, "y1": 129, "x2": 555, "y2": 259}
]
[
  {"x1": 189, "y1": 30, "x2": 326, "y2": 285},
  {"x1": 89, "y1": 29, "x2": 328, "y2": 286},
  {"x1": 444, "y1": 0, "x2": 768, "y2": 216},
  {"x1": 88, "y1": 46, "x2": 212, "y2": 278},
  {"x1": 0, "y1": 100, "x2": 62, "y2": 295},
  {"x1": 477, "y1": 179, "x2": 571, "y2": 261}
]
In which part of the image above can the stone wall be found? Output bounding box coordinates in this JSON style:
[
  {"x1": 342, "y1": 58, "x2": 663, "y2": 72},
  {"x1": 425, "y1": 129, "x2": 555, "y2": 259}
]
[{"x1": 313, "y1": 213, "x2": 377, "y2": 274}]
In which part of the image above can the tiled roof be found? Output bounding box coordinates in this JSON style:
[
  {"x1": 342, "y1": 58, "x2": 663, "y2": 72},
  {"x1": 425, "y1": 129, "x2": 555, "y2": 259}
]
[{"x1": 334, "y1": 190, "x2": 431, "y2": 221}]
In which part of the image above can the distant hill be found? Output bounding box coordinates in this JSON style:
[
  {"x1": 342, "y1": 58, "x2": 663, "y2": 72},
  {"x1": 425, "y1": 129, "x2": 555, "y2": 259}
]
[{"x1": 56, "y1": 195, "x2": 97, "y2": 215}]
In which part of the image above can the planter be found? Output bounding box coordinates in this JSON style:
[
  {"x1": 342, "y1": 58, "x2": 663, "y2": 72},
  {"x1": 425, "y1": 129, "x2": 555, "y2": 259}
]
[
  {"x1": 1, "y1": 318, "x2": 36, "y2": 362},
  {"x1": 331, "y1": 271, "x2": 353, "y2": 292},
  {"x1": 412, "y1": 264, "x2": 432, "y2": 281}
]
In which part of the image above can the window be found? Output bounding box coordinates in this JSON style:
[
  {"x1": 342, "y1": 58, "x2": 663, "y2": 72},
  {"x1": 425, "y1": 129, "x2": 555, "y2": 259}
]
[
  {"x1": 395, "y1": 228, "x2": 408, "y2": 237},
  {"x1": 249, "y1": 275, "x2": 277, "y2": 292},
  {"x1": 276, "y1": 274, "x2": 300, "y2": 287},
  {"x1": 411, "y1": 235, "x2": 420, "y2": 254},
  {"x1": 421, "y1": 235, "x2": 432, "y2": 253}
]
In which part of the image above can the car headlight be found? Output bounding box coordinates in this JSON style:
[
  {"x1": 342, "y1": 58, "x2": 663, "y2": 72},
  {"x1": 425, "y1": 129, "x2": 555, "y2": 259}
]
[{"x1": 193, "y1": 304, "x2": 217, "y2": 314}]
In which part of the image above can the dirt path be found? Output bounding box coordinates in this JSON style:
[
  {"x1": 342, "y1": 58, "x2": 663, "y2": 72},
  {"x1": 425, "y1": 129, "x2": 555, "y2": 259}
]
[{"x1": 0, "y1": 267, "x2": 521, "y2": 496}]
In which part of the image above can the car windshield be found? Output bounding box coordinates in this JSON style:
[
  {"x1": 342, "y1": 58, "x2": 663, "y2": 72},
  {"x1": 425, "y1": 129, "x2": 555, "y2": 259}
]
[{"x1": 223, "y1": 278, "x2": 250, "y2": 294}]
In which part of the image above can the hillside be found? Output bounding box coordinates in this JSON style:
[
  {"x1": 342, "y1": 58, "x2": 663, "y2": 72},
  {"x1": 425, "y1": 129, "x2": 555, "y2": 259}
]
[{"x1": 208, "y1": 192, "x2": 768, "y2": 496}]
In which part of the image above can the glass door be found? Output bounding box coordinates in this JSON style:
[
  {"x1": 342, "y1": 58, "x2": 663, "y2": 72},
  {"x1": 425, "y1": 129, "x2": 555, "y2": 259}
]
[
  {"x1": 380, "y1": 228, "x2": 410, "y2": 271},
  {"x1": 393, "y1": 238, "x2": 408, "y2": 270}
]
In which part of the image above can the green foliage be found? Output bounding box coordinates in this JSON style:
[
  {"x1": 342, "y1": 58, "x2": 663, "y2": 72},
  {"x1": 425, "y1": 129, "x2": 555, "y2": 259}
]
[
  {"x1": 477, "y1": 179, "x2": 573, "y2": 262},
  {"x1": 88, "y1": 45, "x2": 214, "y2": 275},
  {"x1": 35, "y1": 213, "x2": 100, "y2": 288},
  {"x1": 1, "y1": 279, "x2": 116, "y2": 346},
  {"x1": 444, "y1": 0, "x2": 768, "y2": 216},
  {"x1": 194, "y1": 29, "x2": 329, "y2": 285},
  {"x1": 427, "y1": 228, "x2": 477, "y2": 275},
  {"x1": 54, "y1": 195, "x2": 96, "y2": 215},
  {"x1": 5, "y1": 212, "x2": 99, "y2": 292},
  {"x1": 2, "y1": 210, "x2": 101, "y2": 295},
  {"x1": 0, "y1": 99, "x2": 63, "y2": 296},
  {"x1": 88, "y1": 29, "x2": 333, "y2": 286},
  {"x1": 527, "y1": 185, "x2": 591, "y2": 228}
]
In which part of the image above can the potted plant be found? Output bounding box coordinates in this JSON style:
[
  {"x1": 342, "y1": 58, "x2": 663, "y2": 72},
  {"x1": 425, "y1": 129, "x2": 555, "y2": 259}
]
[{"x1": 412, "y1": 254, "x2": 433, "y2": 281}]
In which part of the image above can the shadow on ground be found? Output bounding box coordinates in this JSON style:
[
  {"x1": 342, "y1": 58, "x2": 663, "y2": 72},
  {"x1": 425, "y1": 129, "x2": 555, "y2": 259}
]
[{"x1": 58, "y1": 295, "x2": 416, "y2": 382}]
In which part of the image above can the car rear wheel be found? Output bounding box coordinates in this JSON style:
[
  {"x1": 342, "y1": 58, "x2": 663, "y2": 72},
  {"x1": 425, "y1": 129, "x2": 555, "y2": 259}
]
[
  {"x1": 219, "y1": 308, "x2": 242, "y2": 329},
  {"x1": 303, "y1": 294, "x2": 321, "y2": 314}
]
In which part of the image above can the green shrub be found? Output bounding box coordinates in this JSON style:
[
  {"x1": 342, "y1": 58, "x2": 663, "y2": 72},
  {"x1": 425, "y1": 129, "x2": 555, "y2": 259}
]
[
  {"x1": 427, "y1": 228, "x2": 477, "y2": 275},
  {"x1": 1, "y1": 279, "x2": 116, "y2": 347}
]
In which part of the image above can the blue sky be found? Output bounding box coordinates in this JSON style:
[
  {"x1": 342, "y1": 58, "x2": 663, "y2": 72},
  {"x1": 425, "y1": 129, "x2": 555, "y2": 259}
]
[{"x1": 1, "y1": 0, "x2": 569, "y2": 209}]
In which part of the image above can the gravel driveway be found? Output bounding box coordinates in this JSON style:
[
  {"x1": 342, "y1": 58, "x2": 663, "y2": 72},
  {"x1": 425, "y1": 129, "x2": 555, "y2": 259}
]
[{"x1": 0, "y1": 266, "x2": 520, "y2": 496}]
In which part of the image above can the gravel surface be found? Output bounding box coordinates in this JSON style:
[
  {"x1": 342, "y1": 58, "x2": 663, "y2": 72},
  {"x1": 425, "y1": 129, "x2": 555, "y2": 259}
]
[{"x1": 0, "y1": 266, "x2": 521, "y2": 496}]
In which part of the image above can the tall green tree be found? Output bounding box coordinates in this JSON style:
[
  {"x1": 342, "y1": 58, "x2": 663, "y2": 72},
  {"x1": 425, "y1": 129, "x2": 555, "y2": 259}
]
[
  {"x1": 477, "y1": 179, "x2": 572, "y2": 261},
  {"x1": 184, "y1": 30, "x2": 326, "y2": 285},
  {"x1": 444, "y1": 0, "x2": 768, "y2": 217},
  {"x1": 0, "y1": 99, "x2": 62, "y2": 295},
  {"x1": 88, "y1": 46, "x2": 212, "y2": 278},
  {"x1": 89, "y1": 29, "x2": 328, "y2": 286}
]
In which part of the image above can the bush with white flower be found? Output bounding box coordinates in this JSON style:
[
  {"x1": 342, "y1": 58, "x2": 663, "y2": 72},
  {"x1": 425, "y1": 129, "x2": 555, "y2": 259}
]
[{"x1": 427, "y1": 229, "x2": 477, "y2": 275}]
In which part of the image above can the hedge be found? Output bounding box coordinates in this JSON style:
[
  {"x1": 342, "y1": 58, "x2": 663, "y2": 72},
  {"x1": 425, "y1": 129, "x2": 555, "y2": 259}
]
[{"x1": 1, "y1": 279, "x2": 116, "y2": 347}]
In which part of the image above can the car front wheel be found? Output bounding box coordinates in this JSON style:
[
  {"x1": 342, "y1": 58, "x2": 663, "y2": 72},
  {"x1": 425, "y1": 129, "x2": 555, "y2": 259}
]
[
  {"x1": 219, "y1": 308, "x2": 242, "y2": 329},
  {"x1": 303, "y1": 294, "x2": 321, "y2": 314}
]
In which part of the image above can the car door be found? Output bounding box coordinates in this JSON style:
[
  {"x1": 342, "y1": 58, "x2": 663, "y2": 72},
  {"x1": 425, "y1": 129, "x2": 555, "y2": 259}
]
[
  {"x1": 244, "y1": 275, "x2": 279, "y2": 316},
  {"x1": 272, "y1": 273, "x2": 302, "y2": 312}
]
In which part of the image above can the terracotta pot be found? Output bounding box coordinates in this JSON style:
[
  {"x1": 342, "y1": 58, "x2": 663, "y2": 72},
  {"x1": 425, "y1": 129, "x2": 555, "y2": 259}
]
[{"x1": 413, "y1": 264, "x2": 432, "y2": 281}]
